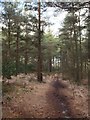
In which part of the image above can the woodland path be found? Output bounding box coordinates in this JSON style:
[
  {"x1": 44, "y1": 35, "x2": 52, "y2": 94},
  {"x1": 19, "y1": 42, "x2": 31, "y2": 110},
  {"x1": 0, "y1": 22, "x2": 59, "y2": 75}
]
[{"x1": 2, "y1": 74, "x2": 88, "y2": 118}]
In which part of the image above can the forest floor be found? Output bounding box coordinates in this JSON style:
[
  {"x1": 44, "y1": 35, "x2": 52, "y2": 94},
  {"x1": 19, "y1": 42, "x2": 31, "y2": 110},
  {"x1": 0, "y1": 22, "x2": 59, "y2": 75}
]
[{"x1": 2, "y1": 73, "x2": 89, "y2": 118}]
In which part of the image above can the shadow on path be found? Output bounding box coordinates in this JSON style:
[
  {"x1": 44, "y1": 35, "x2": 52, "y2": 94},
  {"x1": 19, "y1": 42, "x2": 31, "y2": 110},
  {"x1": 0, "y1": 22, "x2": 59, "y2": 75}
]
[{"x1": 46, "y1": 79, "x2": 74, "y2": 118}]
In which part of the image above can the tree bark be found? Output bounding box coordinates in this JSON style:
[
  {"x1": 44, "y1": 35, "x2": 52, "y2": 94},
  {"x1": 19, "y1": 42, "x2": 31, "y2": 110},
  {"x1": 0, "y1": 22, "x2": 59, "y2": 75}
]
[
  {"x1": 25, "y1": 24, "x2": 28, "y2": 75},
  {"x1": 8, "y1": 18, "x2": 11, "y2": 57},
  {"x1": 79, "y1": 10, "x2": 83, "y2": 81},
  {"x1": 72, "y1": 3, "x2": 80, "y2": 83},
  {"x1": 52, "y1": 56, "x2": 54, "y2": 71},
  {"x1": 49, "y1": 57, "x2": 52, "y2": 72},
  {"x1": 37, "y1": 1, "x2": 42, "y2": 82},
  {"x1": 88, "y1": 2, "x2": 90, "y2": 86},
  {"x1": 16, "y1": 26, "x2": 19, "y2": 76},
  {"x1": 25, "y1": 40, "x2": 28, "y2": 75}
]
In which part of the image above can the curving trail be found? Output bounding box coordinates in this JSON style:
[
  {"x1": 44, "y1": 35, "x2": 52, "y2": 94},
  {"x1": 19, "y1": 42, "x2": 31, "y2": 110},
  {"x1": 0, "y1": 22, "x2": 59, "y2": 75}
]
[{"x1": 2, "y1": 75, "x2": 88, "y2": 118}]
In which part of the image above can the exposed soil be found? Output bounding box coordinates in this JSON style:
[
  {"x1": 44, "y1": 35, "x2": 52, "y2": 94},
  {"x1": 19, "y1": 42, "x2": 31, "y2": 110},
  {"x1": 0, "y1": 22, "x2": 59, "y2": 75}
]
[{"x1": 2, "y1": 74, "x2": 89, "y2": 118}]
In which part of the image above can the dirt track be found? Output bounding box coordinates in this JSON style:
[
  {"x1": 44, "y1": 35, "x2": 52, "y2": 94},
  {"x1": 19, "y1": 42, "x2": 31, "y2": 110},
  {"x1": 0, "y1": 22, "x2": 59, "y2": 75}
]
[
  {"x1": 2, "y1": 74, "x2": 88, "y2": 118},
  {"x1": 46, "y1": 80, "x2": 73, "y2": 118}
]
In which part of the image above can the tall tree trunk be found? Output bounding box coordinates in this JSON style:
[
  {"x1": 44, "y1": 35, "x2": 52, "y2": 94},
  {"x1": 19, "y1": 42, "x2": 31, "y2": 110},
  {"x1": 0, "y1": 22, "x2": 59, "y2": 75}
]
[
  {"x1": 84, "y1": 60, "x2": 87, "y2": 74},
  {"x1": 61, "y1": 50, "x2": 64, "y2": 79},
  {"x1": 49, "y1": 56, "x2": 52, "y2": 72},
  {"x1": 79, "y1": 10, "x2": 83, "y2": 81},
  {"x1": 72, "y1": 3, "x2": 80, "y2": 83},
  {"x1": 88, "y1": 2, "x2": 90, "y2": 86},
  {"x1": 88, "y1": 2, "x2": 90, "y2": 60},
  {"x1": 25, "y1": 24, "x2": 28, "y2": 75},
  {"x1": 57, "y1": 58, "x2": 60, "y2": 71},
  {"x1": 37, "y1": 1, "x2": 42, "y2": 82},
  {"x1": 70, "y1": 29, "x2": 76, "y2": 79},
  {"x1": 8, "y1": 19, "x2": 11, "y2": 57},
  {"x1": 52, "y1": 56, "x2": 54, "y2": 71},
  {"x1": 16, "y1": 26, "x2": 19, "y2": 76},
  {"x1": 7, "y1": 18, "x2": 11, "y2": 79},
  {"x1": 25, "y1": 40, "x2": 28, "y2": 75}
]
